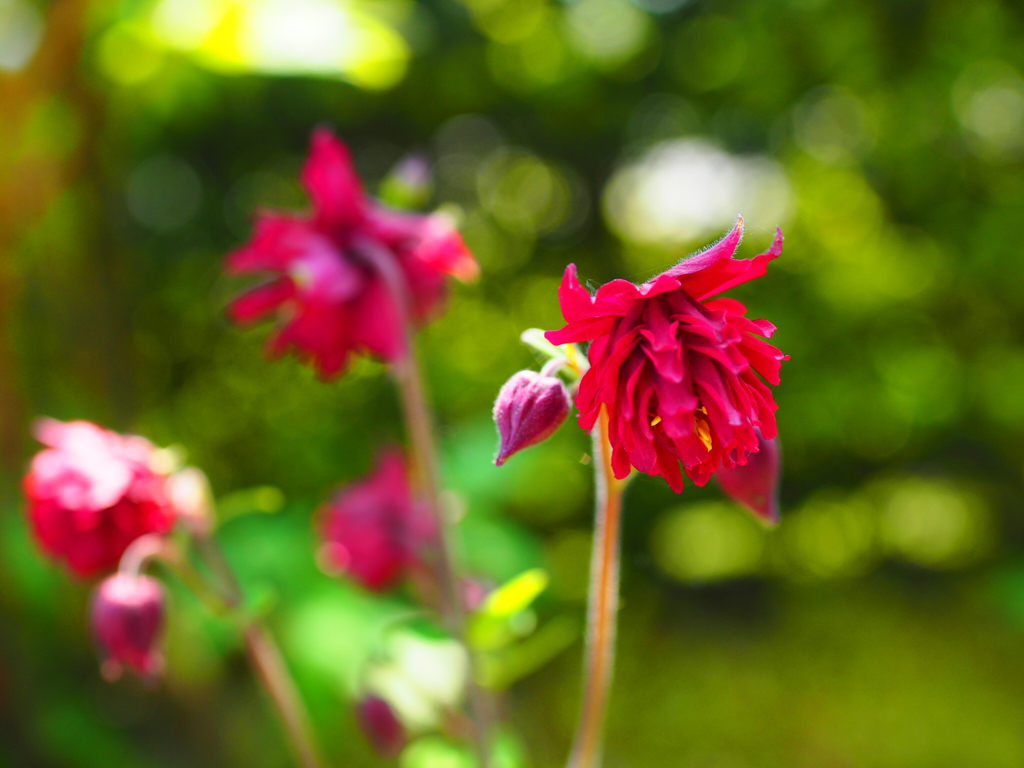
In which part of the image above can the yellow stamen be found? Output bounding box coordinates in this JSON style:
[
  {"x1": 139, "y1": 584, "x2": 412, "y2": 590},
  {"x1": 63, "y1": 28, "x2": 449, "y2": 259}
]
[
  {"x1": 650, "y1": 415, "x2": 662, "y2": 427},
  {"x1": 695, "y1": 416, "x2": 713, "y2": 451}
]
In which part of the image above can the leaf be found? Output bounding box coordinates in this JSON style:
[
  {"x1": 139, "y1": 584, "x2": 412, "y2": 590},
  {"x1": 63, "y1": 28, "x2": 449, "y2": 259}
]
[
  {"x1": 480, "y1": 568, "x2": 549, "y2": 619},
  {"x1": 520, "y1": 328, "x2": 565, "y2": 361},
  {"x1": 215, "y1": 486, "x2": 286, "y2": 526}
]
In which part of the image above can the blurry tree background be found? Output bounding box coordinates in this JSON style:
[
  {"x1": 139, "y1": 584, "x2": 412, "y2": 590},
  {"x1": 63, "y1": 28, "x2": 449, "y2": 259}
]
[{"x1": 4, "y1": 0, "x2": 1024, "y2": 766}]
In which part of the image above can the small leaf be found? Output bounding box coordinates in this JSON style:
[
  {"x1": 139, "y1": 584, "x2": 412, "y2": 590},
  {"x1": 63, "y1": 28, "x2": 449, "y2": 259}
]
[
  {"x1": 216, "y1": 486, "x2": 286, "y2": 525},
  {"x1": 480, "y1": 568, "x2": 549, "y2": 619}
]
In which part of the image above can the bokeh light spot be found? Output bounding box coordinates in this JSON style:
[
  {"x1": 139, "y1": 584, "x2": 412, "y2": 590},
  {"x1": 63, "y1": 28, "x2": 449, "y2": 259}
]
[{"x1": 651, "y1": 502, "x2": 765, "y2": 584}]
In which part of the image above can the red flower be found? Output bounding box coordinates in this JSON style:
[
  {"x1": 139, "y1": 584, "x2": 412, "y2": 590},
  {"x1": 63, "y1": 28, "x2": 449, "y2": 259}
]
[
  {"x1": 226, "y1": 128, "x2": 478, "y2": 378},
  {"x1": 24, "y1": 419, "x2": 176, "y2": 579},
  {"x1": 545, "y1": 218, "x2": 787, "y2": 493},
  {"x1": 317, "y1": 450, "x2": 434, "y2": 592},
  {"x1": 91, "y1": 572, "x2": 166, "y2": 678}
]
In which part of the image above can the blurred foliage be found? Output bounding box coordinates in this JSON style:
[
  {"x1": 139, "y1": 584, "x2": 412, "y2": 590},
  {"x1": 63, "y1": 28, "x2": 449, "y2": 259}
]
[{"x1": 4, "y1": 0, "x2": 1024, "y2": 765}]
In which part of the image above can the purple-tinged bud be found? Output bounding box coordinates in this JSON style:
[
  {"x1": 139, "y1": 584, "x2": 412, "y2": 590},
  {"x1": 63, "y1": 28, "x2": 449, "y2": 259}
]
[
  {"x1": 357, "y1": 695, "x2": 407, "y2": 759},
  {"x1": 494, "y1": 370, "x2": 571, "y2": 466},
  {"x1": 715, "y1": 429, "x2": 781, "y2": 525},
  {"x1": 91, "y1": 573, "x2": 166, "y2": 680}
]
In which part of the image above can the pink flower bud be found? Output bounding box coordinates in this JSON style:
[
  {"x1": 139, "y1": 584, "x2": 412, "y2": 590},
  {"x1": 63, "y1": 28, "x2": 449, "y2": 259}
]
[
  {"x1": 91, "y1": 573, "x2": 166, "y2": 679},
  {"x1": 715, "y1": 429, "x2": 781, "y2": 525},
  {"x1": 494, "y1": 370, "x2": 571, "y2": 466},
  {"x1": 357, "y1": 696, "x2": 406, "y2": 759}
]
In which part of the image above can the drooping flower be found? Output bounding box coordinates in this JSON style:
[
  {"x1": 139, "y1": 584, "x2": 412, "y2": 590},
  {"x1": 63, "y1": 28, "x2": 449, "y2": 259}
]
[
  {"x1": 545, "y1": 218, "x2": 787, "y2": 493},
  {"x1": 24, "y1": 419, "x2": 176, "y2": 579},
  {"x1": 226, "y1": 128, "x2": 478, "y2": 378},
  {"x1": 91, "y1": 572, "x2": 166, "y2": 678},
  {"x1": 316, "y1": 450, "x2": 433, "y2": 592},
  {"x1": 357, "y1": 696, "x2": 407, "y2": 758},
  {"x1": 716, "y1": 428, "x2": 781, "y2": 525},
  {"x1": 493, "y1": 369, "x2": 571, "y2": 466}
]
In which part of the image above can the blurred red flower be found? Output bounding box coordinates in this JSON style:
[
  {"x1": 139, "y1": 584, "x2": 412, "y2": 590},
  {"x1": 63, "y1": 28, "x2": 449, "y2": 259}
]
[
  {"x1": 24, "y1": 419, "x2": 176, "y2": 579},
  {"x1": 226, "y1": 128, "x2": 478, "y2": 378},
  {"x1": 317, "y1": 450, "x2": 434, "y2": 592},
  {"x1": 91, "y1": 572, "x2": 166, "y2": 678},
  {"x1": 545, "y1": 218, "x2": 787, "y2": 493}
]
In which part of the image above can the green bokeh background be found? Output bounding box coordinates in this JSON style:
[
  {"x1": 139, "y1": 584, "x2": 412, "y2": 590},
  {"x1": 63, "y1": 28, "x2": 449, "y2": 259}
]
[{"x1": 3, "y1": 0, "x2": 1024, "y2": 765}]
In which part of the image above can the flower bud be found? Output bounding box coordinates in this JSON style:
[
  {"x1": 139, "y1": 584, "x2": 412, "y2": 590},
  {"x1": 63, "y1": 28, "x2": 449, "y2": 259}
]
[
  {"x1": 91, "y1": 573, "x2": 166, "y2": 679},
  {"x1": 715, "y1": 429, "x2": 781, "y2": 525},
  {"x1": 493, "y1": 370, "x2": 571, "y2": 466},
  {"x1": 357, "y1": 695, "x2": 406, "y2": 759}
]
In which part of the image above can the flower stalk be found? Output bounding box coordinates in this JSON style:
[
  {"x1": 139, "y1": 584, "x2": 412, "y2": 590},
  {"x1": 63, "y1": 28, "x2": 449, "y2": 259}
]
[
  {"x1": 116, "y1": 529, "x2": 325, "y2": 768},
  {"x1": 359, "y1": 237, "x2": 494, "y2": 768},
  {"x1": 190, "y1": 530, "x2": 327, "y2": 768},
  {"x1": 568, "y1": 407, "x2": 629, "y2": 768}
]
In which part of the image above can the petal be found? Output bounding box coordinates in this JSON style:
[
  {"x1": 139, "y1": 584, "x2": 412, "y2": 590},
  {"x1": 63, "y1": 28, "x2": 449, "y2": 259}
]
[
  {"x1": 302, "y1": 128, "x2": 366, "y2": 230},
  {"x1": 226, "y1": 213, "x2": 312, "y2": 274},
  {"x1": 557, "y1": 264, "x2": 597, "y2": 324},
  {"x1": 678, "y1": 227, "x2": 784, "y2": 302},
  {"x1": 229, "y1": 279, "x2": 295, "y2": 324},
  {"x1": 657, "y1": 217, "x2": 744, "y2": 281},
  {"x1": 716, "y1": 430, "x2": 781, "y2": 525},
  {"x1": 351, "y1": 275, "x2": 407, "y2": 362},
  {"x1": 545, "y1": 315, "x2": 619, "y2": 346}
]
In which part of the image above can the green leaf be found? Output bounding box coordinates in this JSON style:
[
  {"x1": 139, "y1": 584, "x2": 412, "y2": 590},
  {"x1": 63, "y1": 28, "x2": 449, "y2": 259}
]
[
  {"x1": 480, "y1": 568, "x2": 549, "y2": 619},
  {"x1": 215, "y1": 486, "x2": 286, "y2": 526}
]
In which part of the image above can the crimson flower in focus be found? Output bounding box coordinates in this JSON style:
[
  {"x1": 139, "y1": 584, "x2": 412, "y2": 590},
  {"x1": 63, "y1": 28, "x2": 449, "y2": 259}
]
[
  {"x1": 545, "y1": 218, "x2": 787, "y2": 493},
  {"x1": 317, "y1": 450, "x2": 433, "y2": 592},
  {"x1": 24, "y1": 419, "x2": 176, "y2": 578},
  {"x1": 91, "y1": 572, "x2": 166, "y2": 678},
  {"x1": 716, "y1": 429, "x2": 781, "y2": 525},
  {"x1": 226, "y1": 128, "x2": 478, "y2": 378}
]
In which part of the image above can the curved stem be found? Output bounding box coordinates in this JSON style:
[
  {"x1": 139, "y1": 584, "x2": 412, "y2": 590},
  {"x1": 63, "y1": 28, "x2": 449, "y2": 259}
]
[
  {"x1": 192, "y1": 532, "x2": 327, "y2": 768},
  {"x1": 358, "y1": 238, "x2": 493, "y2": 768},
  {"x1": 568, "y1": 407, "x2": 628, "y2": 768}
]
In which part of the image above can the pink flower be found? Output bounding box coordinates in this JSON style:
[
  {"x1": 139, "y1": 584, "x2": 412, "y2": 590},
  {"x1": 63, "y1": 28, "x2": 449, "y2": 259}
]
[
  {"x1": 545, "y1": 219, "x2": 787, "y2": 493},
  {"x1": 24, "y1": 419, "x2": 176, "y2": 579},
  {"x1": 91, "y1": 572, "x2": 166, "y2": 678},
  {"x1": 226, "y1": 128, "x2": 478, "y2": 378},
  {"x1": 493, "y1": 369, "x2": 571, "y2": 466},
  {"x1": 716, "y1": 429, "x2": 781, "y2": 525},
  {"x1": 316, "y1": 450, "x2": 433, "y2": 592}
]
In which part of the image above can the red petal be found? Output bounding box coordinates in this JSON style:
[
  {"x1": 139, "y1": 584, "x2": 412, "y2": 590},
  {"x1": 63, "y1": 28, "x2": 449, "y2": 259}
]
[
  {"x1": 679, "y1": 227, "x2": 784, "y2": 302},
  {"x1": 302, "y1": 128, "x2": 366, "y2": 230},
  {"x1": 557, "y1": 264, "x2": 596, "y2": 324},
  {"x1": 229, "y1": 280, "x2": 295, "y2": 324}
]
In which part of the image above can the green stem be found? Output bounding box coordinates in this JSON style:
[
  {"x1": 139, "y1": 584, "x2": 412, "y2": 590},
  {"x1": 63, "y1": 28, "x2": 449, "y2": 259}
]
[
  {"x1": 192, "y1": 532, "x2": 327, "y2": 768},
  {"x1": 568, "y1": 408, "x2": 628, "y2": 768}
]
